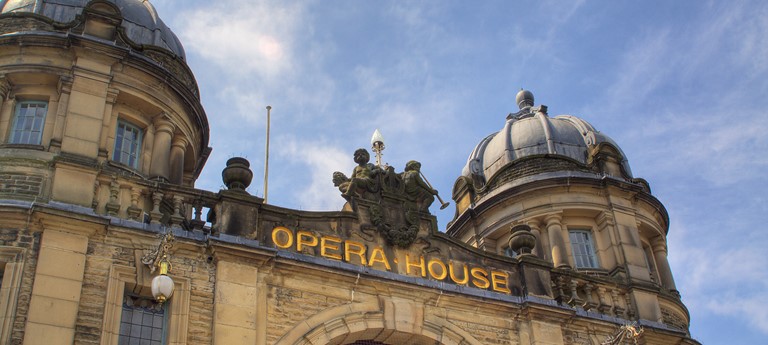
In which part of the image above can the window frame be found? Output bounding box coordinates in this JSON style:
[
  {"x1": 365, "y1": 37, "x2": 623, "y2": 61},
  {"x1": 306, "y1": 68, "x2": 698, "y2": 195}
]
[
  {"x1": 0, "y1": 247, "x2": 26, "y2": 345},
  {"x1": 8, "y1": 100, "x2": 48, "y2": 145},
  {"x1": 112, "y1": 119, "x2": 144, "y2": 169},
  {"x1": 568, "y1": 229, "x2": 600, "y2": 269}
]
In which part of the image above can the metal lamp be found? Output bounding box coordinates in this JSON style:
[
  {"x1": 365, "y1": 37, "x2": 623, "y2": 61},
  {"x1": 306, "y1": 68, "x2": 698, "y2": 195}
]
[
  {"x1": 143, "y1": 231, "x2": 176, "y2": 304},
  {"x1": 151, "y1": 255, "x2": 174, "y2": 304},
  {"x1": 371, "y1": 129, "x2": 385, "y2": 166}
]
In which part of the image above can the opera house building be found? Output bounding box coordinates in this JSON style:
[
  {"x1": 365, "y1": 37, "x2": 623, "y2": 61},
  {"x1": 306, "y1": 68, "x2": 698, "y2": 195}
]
[{"x1": 0, "y1": 1, "x2": 699, "y2": 344}]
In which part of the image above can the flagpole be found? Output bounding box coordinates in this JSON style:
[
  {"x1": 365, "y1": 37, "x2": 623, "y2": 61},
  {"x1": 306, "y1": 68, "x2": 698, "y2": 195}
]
[{"x1": 264, "y1": 105, "x2": 271, "y2": 203}]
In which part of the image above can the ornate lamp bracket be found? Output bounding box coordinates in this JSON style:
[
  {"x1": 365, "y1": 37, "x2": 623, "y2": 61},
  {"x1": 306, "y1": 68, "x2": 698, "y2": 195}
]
[
  {"x1": 601, "y1": 323, "x2": 644, "y2": 345},
  {"x1": 141, "y1": 231, "x2": 175, "y2": 304}
]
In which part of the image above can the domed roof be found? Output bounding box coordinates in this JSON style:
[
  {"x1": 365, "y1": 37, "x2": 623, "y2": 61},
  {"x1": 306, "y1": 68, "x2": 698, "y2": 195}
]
[
  {"x1": 0, "y1": 0, "x2": 185, "y2": 58},
  {"x1": 459, "y1": 90, "x2": 632, "y2": 193}
]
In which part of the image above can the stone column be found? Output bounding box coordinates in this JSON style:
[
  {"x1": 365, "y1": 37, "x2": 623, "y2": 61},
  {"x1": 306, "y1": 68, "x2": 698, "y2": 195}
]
[
  {"x1": 652, "y1": 238, "x2": 678, "y2": 293},
  {"x1": 527, "y1": 219, "x2": 545, "y2": 260},
  {"x1": 545, "y1": 213, "x2": 571, "y2": 269},
  {"x1": 169, "y1": 136, "x2": 188, "y2": 185},
  {"x1": 149, "y1": 117, "x2": 174, "y2": 181}
]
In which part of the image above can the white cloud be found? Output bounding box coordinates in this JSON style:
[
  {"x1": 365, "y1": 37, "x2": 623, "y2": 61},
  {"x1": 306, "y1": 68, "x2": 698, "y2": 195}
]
[
  {"x1": 673, "y1": 246, "x2": 768, "y2": 334},
  {"x1": 175, "y1": 0, "x2": 305, "y2": 80},
  {"x1": 275, "y1": 137, "x2": 348, "y2": 211}
]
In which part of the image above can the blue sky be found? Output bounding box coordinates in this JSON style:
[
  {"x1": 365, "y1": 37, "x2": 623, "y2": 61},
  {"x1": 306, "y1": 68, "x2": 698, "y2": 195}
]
[{"x1": 152, "y1": 1, "x2": 767, "y2": 343}]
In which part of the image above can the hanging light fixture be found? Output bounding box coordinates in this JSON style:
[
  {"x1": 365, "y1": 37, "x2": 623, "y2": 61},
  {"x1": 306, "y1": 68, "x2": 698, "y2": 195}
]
[
  {"x1": 143, "y1": 231, "x2": 175, "y2": 304},
  {"x1": 151, "y1": 254, "x2": 174, "y2": 303}
]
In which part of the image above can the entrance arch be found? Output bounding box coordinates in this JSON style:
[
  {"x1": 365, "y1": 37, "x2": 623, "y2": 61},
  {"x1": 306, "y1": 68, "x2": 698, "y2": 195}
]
[{"x1": 274, "y1": 299, "x2": 482, "y2": 345}]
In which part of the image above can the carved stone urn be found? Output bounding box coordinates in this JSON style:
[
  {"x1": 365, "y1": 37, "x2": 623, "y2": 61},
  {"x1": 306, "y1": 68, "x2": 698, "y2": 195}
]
[
  {"x1": 508, "y1": 224, "x2": 536, "y2": 255},
  {"x1": 222, "y1": 157, "x2": 253, "y2": 192}
]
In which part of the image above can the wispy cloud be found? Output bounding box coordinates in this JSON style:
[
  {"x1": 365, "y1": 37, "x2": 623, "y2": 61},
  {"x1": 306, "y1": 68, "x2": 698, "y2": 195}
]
[
  {"x1": 669, "y1": 221, "x2": 768, "y2": 334},
  {"x1": 174, "y1": 0, "x2": 305, "y2": 80},
  {"x1": 275, "y1": 137, "x2": 348, "y2": 211}
]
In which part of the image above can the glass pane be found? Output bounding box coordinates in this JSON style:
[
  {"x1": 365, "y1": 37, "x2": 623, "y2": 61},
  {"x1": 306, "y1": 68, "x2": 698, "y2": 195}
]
[
  {"x1": 131, "y1": 310, "x2": 142, "y2": 324},
  {"x1": 151, "y1": 328, "x2": 162, "y2": 341},
  {"x1": 33, "y1": 116, "x2": 43, "y2": 131},
  {"x1": 129, "y1": 324, "x2": 141, "y2": 338},
  {"x1": 20, "y1": 131, "x2": 30, "y2": 144},
  {"x1": 141, "y1": 325, "x2": 152, "y2": 339}
]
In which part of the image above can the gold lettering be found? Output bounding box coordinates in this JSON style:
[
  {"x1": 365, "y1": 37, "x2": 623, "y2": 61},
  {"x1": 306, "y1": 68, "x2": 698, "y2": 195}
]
[
  {"x1": 427, "y1": 258, "x2": 447, "y2": 280},
  {"x1": 448, "y1": 261, "x2": 469, "y2": 285},
  {"x1": 344, "y1": 240, "x2": 367, "y2": 265},
  {"x1": 491, "y1": 271, "x2": 511, "y2": 294},
  {"x1": 296, "y1": 231, "x2": 318, "y2": 252},
  {"x1": 470, "y1": 267, "x2": 490, "y2": 289},
  {"x1": 321, "y1": 236, "x2": 342, "y2": 260},
  {"x1": 406, "y1": 254, "x2": 426, "y2": 277},
  {"x1": 368, "y1": 247, "x2": 392, "y2": 270},
  {"x1": 272, "y1": 226, "x2": 293, "y2": 249}
]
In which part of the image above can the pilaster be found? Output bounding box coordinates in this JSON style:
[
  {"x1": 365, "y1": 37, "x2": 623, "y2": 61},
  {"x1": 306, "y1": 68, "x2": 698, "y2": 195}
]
[{"x1": 23, "y1": 229, "x2": 89, "y2": 345}]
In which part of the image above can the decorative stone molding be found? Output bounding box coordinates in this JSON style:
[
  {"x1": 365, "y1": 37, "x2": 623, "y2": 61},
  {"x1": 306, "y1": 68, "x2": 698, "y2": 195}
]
[
  {"x1": 0, "y1": 246, "x2": 26, "y2": 345},
  {"x1": 100, "y1": 264, "x2": 189, "y2": 345}
]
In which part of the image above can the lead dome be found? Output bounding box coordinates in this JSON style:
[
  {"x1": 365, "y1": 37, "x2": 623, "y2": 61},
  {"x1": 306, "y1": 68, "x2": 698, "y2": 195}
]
[
  {"x1": 0, "y1": 0, "x2": 185, "y2": 58},
  {"x1": 452, "y1": 90, "x2": 642, "y2": 219}
]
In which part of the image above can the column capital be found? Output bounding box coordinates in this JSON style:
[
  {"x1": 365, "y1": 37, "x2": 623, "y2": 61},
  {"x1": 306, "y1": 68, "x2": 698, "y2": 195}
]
[
  {"x1": 525, "y1": 218, "x2": 542, "y2": 230},
  {"x1": 596, "y1": 211, "x2": 615, "y2": 229},
  {"x1": 0, "y1": 75, "x2": 11, "y2": 98},
  {"x1": 106, "y1": 88, "x2": 120, "y2": 104},
  {"x1": 171, "y1": 135, "x2": 189, "y2": 151},
  {"x1": 543, "y1": 213, "x2": 563, "y2": 227},
  {"x1": 153, "y1": 115, "x2": 175, "y2": 135},
  {"x1": 57, "y1": 75, "x2": 73, "y2": 94},
  {"x1": 651, "y1": 237, "x2": 668, "y2": 254}
]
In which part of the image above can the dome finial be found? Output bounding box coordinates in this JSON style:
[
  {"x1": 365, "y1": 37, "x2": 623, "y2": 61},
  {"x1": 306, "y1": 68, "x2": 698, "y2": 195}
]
[{"x1": 516, "y1": 89, "x2": 534, "y2": 109}]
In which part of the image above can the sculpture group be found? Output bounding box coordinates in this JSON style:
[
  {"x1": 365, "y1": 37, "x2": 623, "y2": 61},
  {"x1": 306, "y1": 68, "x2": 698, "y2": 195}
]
[
  {"x1": 333, "y1": 148, "x2": 438, "y2": 212},
  {"x1": 333, "y1": 148, "x2": 442, "y2": 247}
]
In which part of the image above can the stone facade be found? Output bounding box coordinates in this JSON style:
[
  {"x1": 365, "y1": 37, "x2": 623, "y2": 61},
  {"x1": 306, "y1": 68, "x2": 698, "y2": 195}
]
[{"x1": 0, "y1": 1, "x2": 699, "y2": 345}]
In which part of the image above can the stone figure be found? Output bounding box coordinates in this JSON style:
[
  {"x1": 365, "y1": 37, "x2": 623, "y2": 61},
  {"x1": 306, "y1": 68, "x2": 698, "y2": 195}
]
[
  {"x1": 334, "y1": 148, "x2": 381, "y2": 199},
  {"x1": 332, "y1": 171, "x2": 350, "y2": 194},
  {"x1": 401, "y1": 160, "x2": 437, "y2": 211}
]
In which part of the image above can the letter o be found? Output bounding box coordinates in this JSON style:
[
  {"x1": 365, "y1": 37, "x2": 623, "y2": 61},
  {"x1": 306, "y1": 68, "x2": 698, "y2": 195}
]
[
  {"x1": 428, "y1": 258, "x2": 448, "y2": 280},
  {"x1": 272, "y1": 226, "x2": 294, "y2": 249}
]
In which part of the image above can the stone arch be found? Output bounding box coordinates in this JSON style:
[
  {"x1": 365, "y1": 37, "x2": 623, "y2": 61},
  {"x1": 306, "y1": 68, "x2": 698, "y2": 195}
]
[{"x1": 274, "y1": 298, "x2": 483, "y2": 345}]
